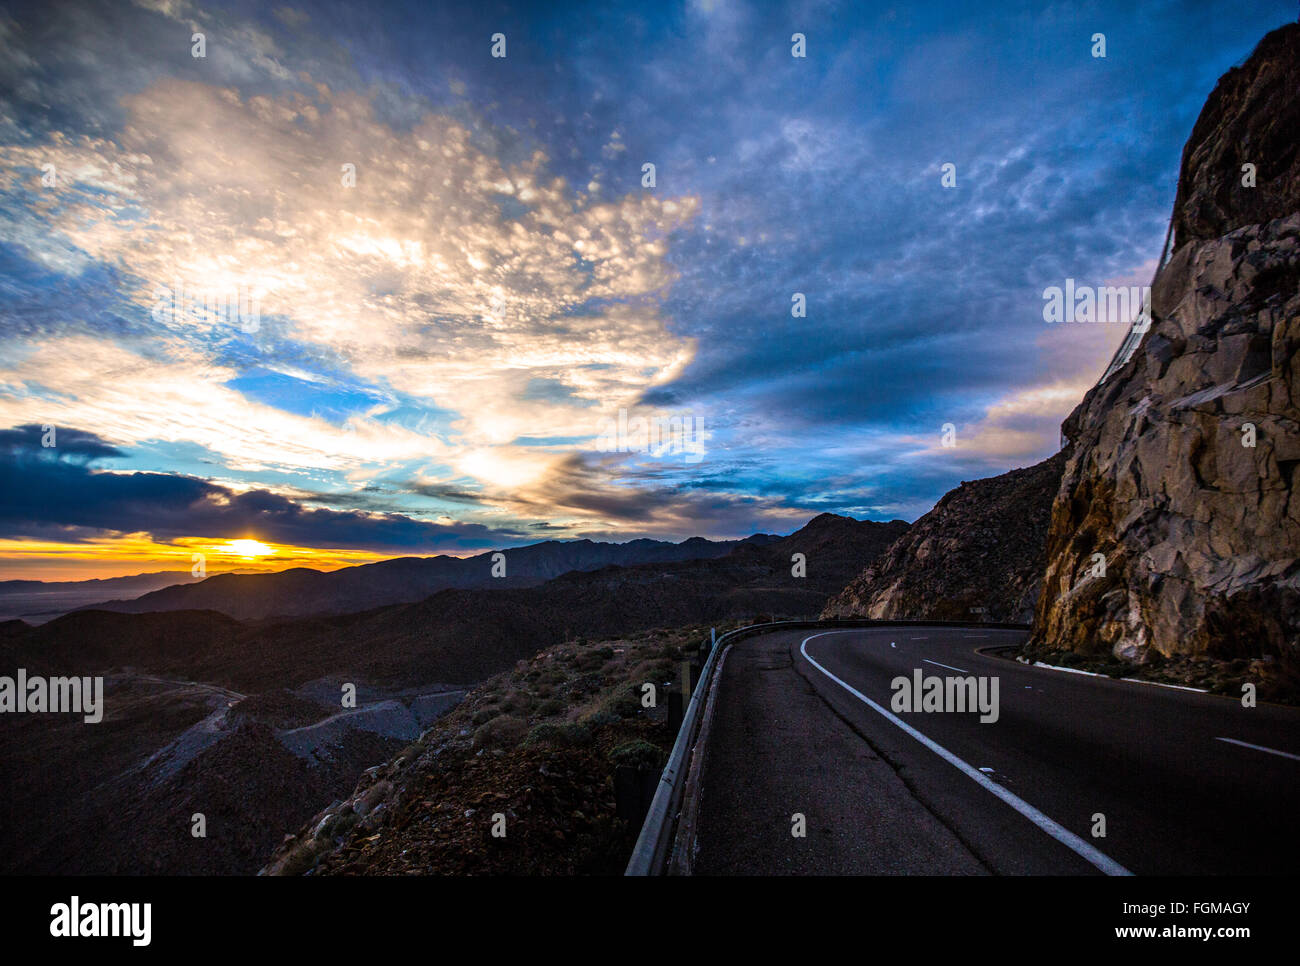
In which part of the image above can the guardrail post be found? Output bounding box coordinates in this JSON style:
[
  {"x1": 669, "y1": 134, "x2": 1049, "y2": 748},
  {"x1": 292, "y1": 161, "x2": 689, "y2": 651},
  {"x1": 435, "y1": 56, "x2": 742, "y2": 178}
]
[
  {"x1": 667, "y1": 689, "x2": 684, "y2": 735},
  {"x1": 668, "y1": 659, "x2": 692, "y2": 734},
  {"x1": 614, "y1": 763, "x2": 659, "y2": 826}
]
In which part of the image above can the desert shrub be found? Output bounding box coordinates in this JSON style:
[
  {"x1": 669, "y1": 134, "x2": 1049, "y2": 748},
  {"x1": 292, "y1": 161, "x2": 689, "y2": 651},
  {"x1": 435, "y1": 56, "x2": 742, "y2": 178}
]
[
  {"x1": 472, "y1": 715, "x2": 529, "y2": 749},
  {"x1": 605, "y1": 685, "x2": 642, "y2": 718},
  {"x1": 571, "y1": 645, "x2": 615, "y2": 673},
  {"x1": 610, "y1": 739, "x2": 664, "y2": 771},
  {"x1": 500, "y1": 689, "x2": 535, "y2": 714},
  {"x1": 536, "y1": 698, "x2": 566, "y2": 717},
  {"x1": 569, "y1": 671, "x2": 604, "y2": 696},
  {"x1": 582, "y1": 709, "x2": 620, "y2": 728},
  {"x1": 524, "y1": 721, "x2": 592, "y2": 748},
  {"x1": 277, "y1": 838, "x2": 330, "y2": 877}
]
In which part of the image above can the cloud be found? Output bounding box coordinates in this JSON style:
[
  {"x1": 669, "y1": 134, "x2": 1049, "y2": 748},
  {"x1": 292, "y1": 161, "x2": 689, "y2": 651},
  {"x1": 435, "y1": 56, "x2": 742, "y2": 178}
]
[
  {"x1": 0, "y1": 425, "x2": 516, "y2": 551},
  {"x1": 0, "y1": 336, "x2": 448, "y2": 473},
  {"x1": 9, "y1": 78, "x2": 698, "y2": 432},
  {"x1": 0, "y1": 424, "x2": 122, "y2": 462},
  {"x1": 0, "y1": 71, "x2": 705, "y2": 513}
]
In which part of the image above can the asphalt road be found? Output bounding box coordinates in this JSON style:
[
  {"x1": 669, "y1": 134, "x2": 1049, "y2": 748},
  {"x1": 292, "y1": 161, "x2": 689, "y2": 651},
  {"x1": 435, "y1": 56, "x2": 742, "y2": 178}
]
[{"x1": 693, "y1": 626, "x2": 1300, "y2": 875}]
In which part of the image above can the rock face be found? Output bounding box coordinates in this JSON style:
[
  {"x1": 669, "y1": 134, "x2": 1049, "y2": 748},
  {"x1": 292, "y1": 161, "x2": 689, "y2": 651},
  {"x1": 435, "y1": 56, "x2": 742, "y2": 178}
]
[
  {"x1": 1171, "y1": 25, "x2": 1300, "y2": 251},
  {"x1": 1031, "y1": 25, "x2": 1300, "y2": 678},
  {"x1": 822, "y1": 451, "x2": 1067, "y2": 624}
]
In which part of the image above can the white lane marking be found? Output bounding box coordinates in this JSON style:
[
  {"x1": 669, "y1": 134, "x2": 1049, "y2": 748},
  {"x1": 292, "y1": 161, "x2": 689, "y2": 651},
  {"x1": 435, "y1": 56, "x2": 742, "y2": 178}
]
[
  {"x1": 1121, "y1": 678, "x2": 1207, "y2": 693},
  {"x1": 799, "y1": 631, "x2": 1133, "y2": 877},
  {"x1": 923, "y1": 658, "x2": 968, "y2": 674},
  {"x1": 910, "y1": 636, "x2": 928, "y2": 640},
  {"x1": 963, "y1": 634, "x2": 989, "y2": 638},
  {"x1": 1215, "y1": 737, "x2": 1300, "y2": 762},
  {"x1": 1021, "y1": 658, "x2": 1209, "y2": 693}
]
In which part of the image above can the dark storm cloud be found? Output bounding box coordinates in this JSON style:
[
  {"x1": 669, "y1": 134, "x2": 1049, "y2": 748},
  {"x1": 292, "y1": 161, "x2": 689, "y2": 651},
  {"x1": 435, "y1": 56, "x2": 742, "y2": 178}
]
[{"x1": 0, "y1": 426, "x2": 517, "y2": 551}]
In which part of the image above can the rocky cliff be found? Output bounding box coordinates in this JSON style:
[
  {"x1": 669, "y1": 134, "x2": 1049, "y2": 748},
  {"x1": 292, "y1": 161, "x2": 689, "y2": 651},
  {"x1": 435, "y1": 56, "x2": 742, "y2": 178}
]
[
  {"x1": 1029, "y1": 24, "x2": 1300, "y2": 691},
  {"x1": 822, "y1": 451, "x2": 1067, "y2": 623}
]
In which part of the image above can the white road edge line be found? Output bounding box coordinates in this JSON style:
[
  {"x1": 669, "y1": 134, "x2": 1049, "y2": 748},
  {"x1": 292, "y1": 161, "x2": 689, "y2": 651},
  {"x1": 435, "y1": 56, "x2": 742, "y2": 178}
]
[
  {"x1": 1215, "y1": 737, "x2": 1300, "y2": 762},
  {"x1": 1018, "y1": 658, "x2": 1208, "y2": 693},
  {"x1": 923, "y1": 658, "x2": 968, "y2": 674},
  {"x1": 799, "y1": 631, "x2": 1133, "y2": 877}
]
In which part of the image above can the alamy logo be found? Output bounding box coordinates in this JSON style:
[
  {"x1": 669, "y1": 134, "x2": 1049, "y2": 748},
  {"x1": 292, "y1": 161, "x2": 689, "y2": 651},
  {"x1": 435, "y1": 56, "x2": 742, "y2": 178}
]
[
  {"x1": 0, "y1": 669, "x2": 103, "y2": 723},
  {"x1": 890, "y1": 669, "x2": 1000, "y2": 723},
  {"x1": 50, "y1": 896, "x2": 151, "y2": 946},
  {"x1": 1042, "y1": 280, "x2": 1150, "y2": 325},
  {"x1": 595, "y1": 408, "x2": 706, "y2": 464},
  {"x1": 151, "y1": 281, "x2": 263, "y2": 332}
]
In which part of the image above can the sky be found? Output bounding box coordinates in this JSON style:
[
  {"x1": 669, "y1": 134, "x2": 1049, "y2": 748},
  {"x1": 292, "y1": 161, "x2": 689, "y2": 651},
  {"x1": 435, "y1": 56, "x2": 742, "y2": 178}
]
[{"x1": 0, "y1": 0, "x2": 1293, "y2": 580}]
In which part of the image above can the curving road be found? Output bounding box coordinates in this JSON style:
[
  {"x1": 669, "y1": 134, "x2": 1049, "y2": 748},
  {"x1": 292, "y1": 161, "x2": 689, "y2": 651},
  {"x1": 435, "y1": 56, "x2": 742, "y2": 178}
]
[{"x1": 692, "y1": 626, "x2": 1300, "y2": 875}]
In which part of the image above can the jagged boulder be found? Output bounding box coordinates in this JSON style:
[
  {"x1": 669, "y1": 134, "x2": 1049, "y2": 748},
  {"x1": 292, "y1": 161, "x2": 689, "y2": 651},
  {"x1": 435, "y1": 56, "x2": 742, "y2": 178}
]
[
  {"x1": 822, "y1": 451, "x2": 1067, "y2": 623},
  {"x1": 1171, "y1": 25, "x2": 1300, "y2": 250},
  {"x1": 1031, "y1": 25, "x2": 1300, "y2": 681}
]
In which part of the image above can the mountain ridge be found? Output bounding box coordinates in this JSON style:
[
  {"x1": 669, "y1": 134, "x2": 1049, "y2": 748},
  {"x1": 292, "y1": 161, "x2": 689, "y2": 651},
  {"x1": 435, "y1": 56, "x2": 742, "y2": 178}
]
[
  {"x1": 821, "y1": 453, "x2": 1067, "y2": 623},
  {"x1": 68, "y1": 532, "x2": 784, "y2": 622}
]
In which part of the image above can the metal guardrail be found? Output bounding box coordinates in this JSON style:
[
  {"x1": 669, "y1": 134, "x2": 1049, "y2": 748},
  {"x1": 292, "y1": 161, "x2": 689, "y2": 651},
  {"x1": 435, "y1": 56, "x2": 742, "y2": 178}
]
[{"x1": 624, "y1": 617, "x2": 1031, "y2": 876}]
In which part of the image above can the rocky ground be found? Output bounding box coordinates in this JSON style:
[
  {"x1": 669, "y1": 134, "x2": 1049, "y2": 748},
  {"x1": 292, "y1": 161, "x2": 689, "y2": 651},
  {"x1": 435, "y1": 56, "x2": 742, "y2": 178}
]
[
  {"x1": 261, "y1": 624, "x2": 724, "y2": 876},
  {"x1": 0, "y1": 673, "x2": 462, "y2": 874}
]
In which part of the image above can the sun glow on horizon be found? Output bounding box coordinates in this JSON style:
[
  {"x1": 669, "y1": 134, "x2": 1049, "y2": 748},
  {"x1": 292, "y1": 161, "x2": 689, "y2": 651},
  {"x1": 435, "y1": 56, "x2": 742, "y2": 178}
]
[
  {"x1": 225, "y1": 539, "x2": 274, "y2": 559},
  {"x1": 0, "y1": 535, "x2": 416, "y2": 582}
]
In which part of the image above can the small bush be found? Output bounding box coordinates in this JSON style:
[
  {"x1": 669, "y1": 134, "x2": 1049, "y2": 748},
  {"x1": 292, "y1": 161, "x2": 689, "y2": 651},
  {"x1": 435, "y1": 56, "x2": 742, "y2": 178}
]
[
  {"x1": 524, "y1": 721, "x2": 592, "y2": 748},
  {"x1": 610, "y1": 739, "x2": 664, "y2": 771},
  {"x1": 605, "y1": 685, "x2": 642, "y2": 718},
  {"x1": 499, "y1": 689, "x2": 536, "y2": 714},
  {"x1": 277, "y1": 837, "x2": 330, "y2": 877},
  {"x1": 472, "y1": 715, "x2": 529, "y2": 749},
  {"x1": 536, "y1": 698, "x2": 566, "y2": 717}
]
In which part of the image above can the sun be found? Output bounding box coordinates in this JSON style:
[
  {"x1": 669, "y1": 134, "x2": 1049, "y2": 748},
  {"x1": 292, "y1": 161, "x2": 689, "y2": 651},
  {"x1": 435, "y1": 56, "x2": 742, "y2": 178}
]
[{"x1": 225, "y1": 539, "x2": 274, "y2": 559}]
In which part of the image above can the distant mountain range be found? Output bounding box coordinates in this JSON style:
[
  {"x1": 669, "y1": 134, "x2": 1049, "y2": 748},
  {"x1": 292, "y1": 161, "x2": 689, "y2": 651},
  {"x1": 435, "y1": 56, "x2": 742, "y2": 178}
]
[
  {"x1": 2, "y1": 534, "x2": 782, "y2": 623},
  {"x1": 0, "y1": 570, "x2": 196, "y2": 622},
  {"x1": 6, "y1": 514, "x2": 907, "y2": 692}
]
